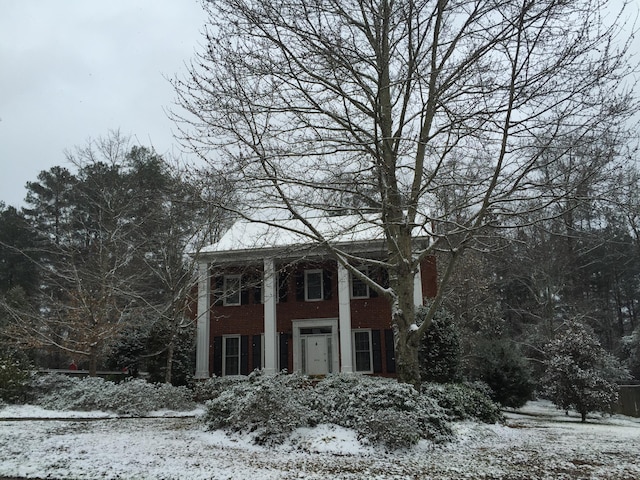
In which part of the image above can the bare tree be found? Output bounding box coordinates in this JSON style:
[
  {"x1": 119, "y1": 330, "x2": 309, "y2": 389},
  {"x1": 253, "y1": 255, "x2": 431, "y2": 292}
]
[
  {"x1": 1, "y1": 134, "x2": 150, "y2": 375},
  {"x1": 135, "y1": 164, "x2": 235, "y2": 384},
  {"x1": 171, "y1": 0, "x2": 637, "y2": 386}
]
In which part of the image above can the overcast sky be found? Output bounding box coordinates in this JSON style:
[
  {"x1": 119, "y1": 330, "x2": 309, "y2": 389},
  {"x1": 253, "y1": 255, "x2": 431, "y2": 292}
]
[
  {"x1": 0, "y1": 0, "x2": 207, "y2": 208},
  {"x1": 0, "y1": 1, "x2": 637, "y2": 210}
]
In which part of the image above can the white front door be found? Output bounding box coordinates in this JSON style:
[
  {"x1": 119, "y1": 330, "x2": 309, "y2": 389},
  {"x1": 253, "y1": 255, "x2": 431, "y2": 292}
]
[
  {"x1": 304, "y1": 334, "x2": 331, "y2": 375},
  {"x1": 292, "y1": 318, "x2": 340, "y2": 374}
]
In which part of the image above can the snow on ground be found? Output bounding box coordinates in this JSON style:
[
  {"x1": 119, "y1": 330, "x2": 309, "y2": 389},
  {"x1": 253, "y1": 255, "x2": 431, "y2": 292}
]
[{"x1": 1, "y1": 400, "x2": 639, "y2": 479}]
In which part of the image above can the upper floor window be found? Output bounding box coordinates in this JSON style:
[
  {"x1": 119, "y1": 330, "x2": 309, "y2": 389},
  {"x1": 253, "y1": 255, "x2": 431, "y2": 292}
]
[
  {"x1": 351, "y1": 267, "x2": 370, "y2": 299},
  {"x1": 305, "y1": 269, "x2": 324, "y2": 301},
  {"x1": 223, "y1": 274, "x2": 242, "y2": 306}
]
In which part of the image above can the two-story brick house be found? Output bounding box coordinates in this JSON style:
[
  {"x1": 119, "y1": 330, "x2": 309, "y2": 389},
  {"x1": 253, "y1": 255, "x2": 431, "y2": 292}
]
[{"x1": 194, "y1": 217, "x2": 437, "y2": 378}]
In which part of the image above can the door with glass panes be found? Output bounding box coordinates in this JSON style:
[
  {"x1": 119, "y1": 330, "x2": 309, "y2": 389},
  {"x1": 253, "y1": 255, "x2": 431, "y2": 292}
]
[{"x1": 300, "y1": 327, "x2": 333, "y2": 375}]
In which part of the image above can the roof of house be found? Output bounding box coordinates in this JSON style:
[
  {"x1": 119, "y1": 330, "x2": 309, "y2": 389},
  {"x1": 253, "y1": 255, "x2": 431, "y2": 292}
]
[{"x1": 197, "y1": 214, "x2": 431, "y2": 263}]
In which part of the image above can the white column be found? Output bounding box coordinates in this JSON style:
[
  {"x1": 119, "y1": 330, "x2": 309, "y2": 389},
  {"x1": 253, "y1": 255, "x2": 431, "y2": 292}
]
[
  {"x1": 194, "y1": 261, "x2": 211, "y2": 379},
  {"x1": 414, "y1": 262, "x2": 424, "y2": 307},
  {"x1": 263, "y1": 257, "x2": 278, "y2": 374},
  {"x1": 337, "y1": 262, "x2": 353, "y2": 373}
]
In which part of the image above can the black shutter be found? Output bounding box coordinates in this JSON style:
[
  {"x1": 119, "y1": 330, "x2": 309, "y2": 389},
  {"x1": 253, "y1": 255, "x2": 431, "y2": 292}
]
[
  {"x1": 240, "y1": 276, "x2": 250, "y2": 305},
  {"x1": 253, "y1": 276, "x2": 262, "y2": 304},
  {"x1": 323, "y1": 269, "x2": 332, "y2": 300},
  {"x1": 279, "y1": 332, "x2": 289, "y2": 372},
  {"x1": 381, "y1": 269, "x2": 390, "y2": 289},
  {"x1": 213, "y1": 336, "x2": 223, "y2": 377},
  {"x1": 252, "y1": 335, "x2": 262, "y2": 371},
  {"x1": 278, "y1": 273, "x2": 288, "y2": 303},
  {"x1": 240, "y1": 335, "x2": 249, "y2": 374},
  {"x1": 295, "y1": 271, "x2": 305, "y2": 301},
  {"x1": 213, "y1": 277, "x2": 224, "y2": 306},
  {"x1": 384, "y1": 329, "x2": 396, "y2": 373},
  {"x1": 372, "y1": 329, "x2": 383, "y2": 373},
  {"x1": 370, "y1": 268, "x2": 379, "y2": 298}
]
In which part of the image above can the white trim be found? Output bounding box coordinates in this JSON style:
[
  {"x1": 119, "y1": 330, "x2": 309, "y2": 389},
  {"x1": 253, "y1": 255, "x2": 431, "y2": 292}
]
[
  {"x1": 223, "y1": 274, "x2": 242, "y2": 306},
  {"x1": 304, "y1": 269, "x2": 324, "y2": 301},
  {"x1": 222, "y1": 335, "x2": 241, "y2": 376},
  {"x1": 352, "y1": 329, "x2": 373, "y2": 374}
]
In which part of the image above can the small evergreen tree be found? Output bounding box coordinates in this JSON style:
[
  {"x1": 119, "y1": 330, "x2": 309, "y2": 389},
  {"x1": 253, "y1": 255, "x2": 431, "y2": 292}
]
[
  {"x1": 418, "y1": 306, "x2": 461, "y2": 383},
  {"x1": 466, "y1": 339, "x2": 534, "y2": 408},
  {"x1": 622, "y1": 328, "x2": 640, "y2": 382},
  {"x1": 542, "y1": 320, "x2": 630, "y2": 422},
  {"x1": 0, "y1": 351, "x2": 32, "y2": 403}
]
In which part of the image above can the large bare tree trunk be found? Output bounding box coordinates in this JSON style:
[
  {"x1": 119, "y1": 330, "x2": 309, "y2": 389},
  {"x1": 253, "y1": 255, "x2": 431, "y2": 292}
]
[
  {"x1": 165, "y1": 340, "x2": 175, "y2": 384},
  {"x1": 88, "y1": 346, "x2": 98, "y2": 377}
]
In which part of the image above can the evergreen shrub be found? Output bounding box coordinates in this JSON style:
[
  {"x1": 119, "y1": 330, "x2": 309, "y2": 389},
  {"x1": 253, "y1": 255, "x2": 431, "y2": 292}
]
[
  {"x1": 202, "y1": 371, "x2": 318, "y2": 445},
  {"x1": 201, "y1": 373, "x2": 502, "y2": 449},
  {"x1": 542, "y1": 321, "x2": 631, "y2": 421},
  {"x1": 0, "y1": 354, "x2": 32, "y2": 403},
  {"x1": 418, "y1": 306, "x2": 462, "y2": 383},
  {"x1": 467, "y1": 339, "x2": 534, "y2": 408},
  {"x1": 312, "y1": 374, "x2": 453, "y2": 445},
  {"x1": 192, "y1": 374, "x2": 249, "y2": 402},
  {"x1": 422, "y1": 382, "x2": 503, "y2": 423},
  {"x1": 31, "y1": 374, "x2": 195, "y2": 415}
]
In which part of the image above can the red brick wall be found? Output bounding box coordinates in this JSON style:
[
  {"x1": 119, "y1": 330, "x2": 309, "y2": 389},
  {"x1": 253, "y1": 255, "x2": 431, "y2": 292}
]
[{"x1": 207, "y1": 257, "x2": 437, "y2": 374}]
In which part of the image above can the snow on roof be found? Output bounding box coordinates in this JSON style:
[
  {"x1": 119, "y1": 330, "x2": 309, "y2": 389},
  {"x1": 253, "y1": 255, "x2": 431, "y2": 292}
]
[{"x1": 200, "y1": 214, "x2": 387, "y2": 257}]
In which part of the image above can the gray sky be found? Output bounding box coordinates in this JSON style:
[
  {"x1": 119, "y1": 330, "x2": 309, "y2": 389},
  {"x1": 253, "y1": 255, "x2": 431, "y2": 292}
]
[
  {"x1": 0, "y1": 0, "x2": 207, "y2": 208},
  {"x1": 0, "y1": 1, "x2": 637, "y2": 210}
]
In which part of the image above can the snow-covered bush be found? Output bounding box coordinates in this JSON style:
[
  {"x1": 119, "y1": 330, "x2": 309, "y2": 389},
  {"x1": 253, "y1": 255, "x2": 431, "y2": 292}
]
[
  {"x1": 202, "y1": 373, "x2": 460, "y2": 448},
  {"x1": 192, "y1": 374, "x2": 249, "y2": 402},
  {"x1": 0, "y1": 354, "x2": 33, "y2": 403},
  {"x1": 29, "y1": 372, "x2": 76, "y2": 396},
  {"x1": 361, "y1": 409, "x2": 424, "y2": 449},
  {"x1": 422, "y1": 382, "x2": 503, "y2": 423},
  {"x1": 312, "y1": 374, "x2": 452, "y2": 446},
  {"x1": 202, "y1": 371, "x2": 318, "y2": 445},
  {"x1": 31, "y1": 375, "x2": 195, "y2": 415},
  {"x1": 542, "y1": 321, "x2": 631, "y2": 422},
  {"x1": 108, "y1": 379, "x2": 196, "y2": 415}
]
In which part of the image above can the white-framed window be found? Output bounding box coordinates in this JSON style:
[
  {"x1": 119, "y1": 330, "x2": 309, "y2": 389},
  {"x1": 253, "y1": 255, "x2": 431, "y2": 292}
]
[
  {"x1": 223, "y1": 335, "x2": 241, "y2": 375},
  {"x1": 350, "y1": 267, "x2": 369, "y2": 299},
  {"x1": 304, "y1": 269, "x2": 324, "y2": 301},
  {"x1": 352, "y1": 329, "x2": 373, "y2": 373},
  {"x1": 223, "y1": 274, "x2": 242, "y2": 306}
]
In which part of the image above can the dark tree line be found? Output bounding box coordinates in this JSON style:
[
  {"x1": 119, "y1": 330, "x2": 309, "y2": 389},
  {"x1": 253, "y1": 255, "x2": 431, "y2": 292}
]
[{"x1": 438, "y1": 135, "x2": 640, "y2": 389}]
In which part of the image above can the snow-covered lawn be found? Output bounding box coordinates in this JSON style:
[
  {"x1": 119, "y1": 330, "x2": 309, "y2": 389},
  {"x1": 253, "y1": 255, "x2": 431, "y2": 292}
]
[{"x1": 1, "y1": 400, "x2": 638, "y2": 479}]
